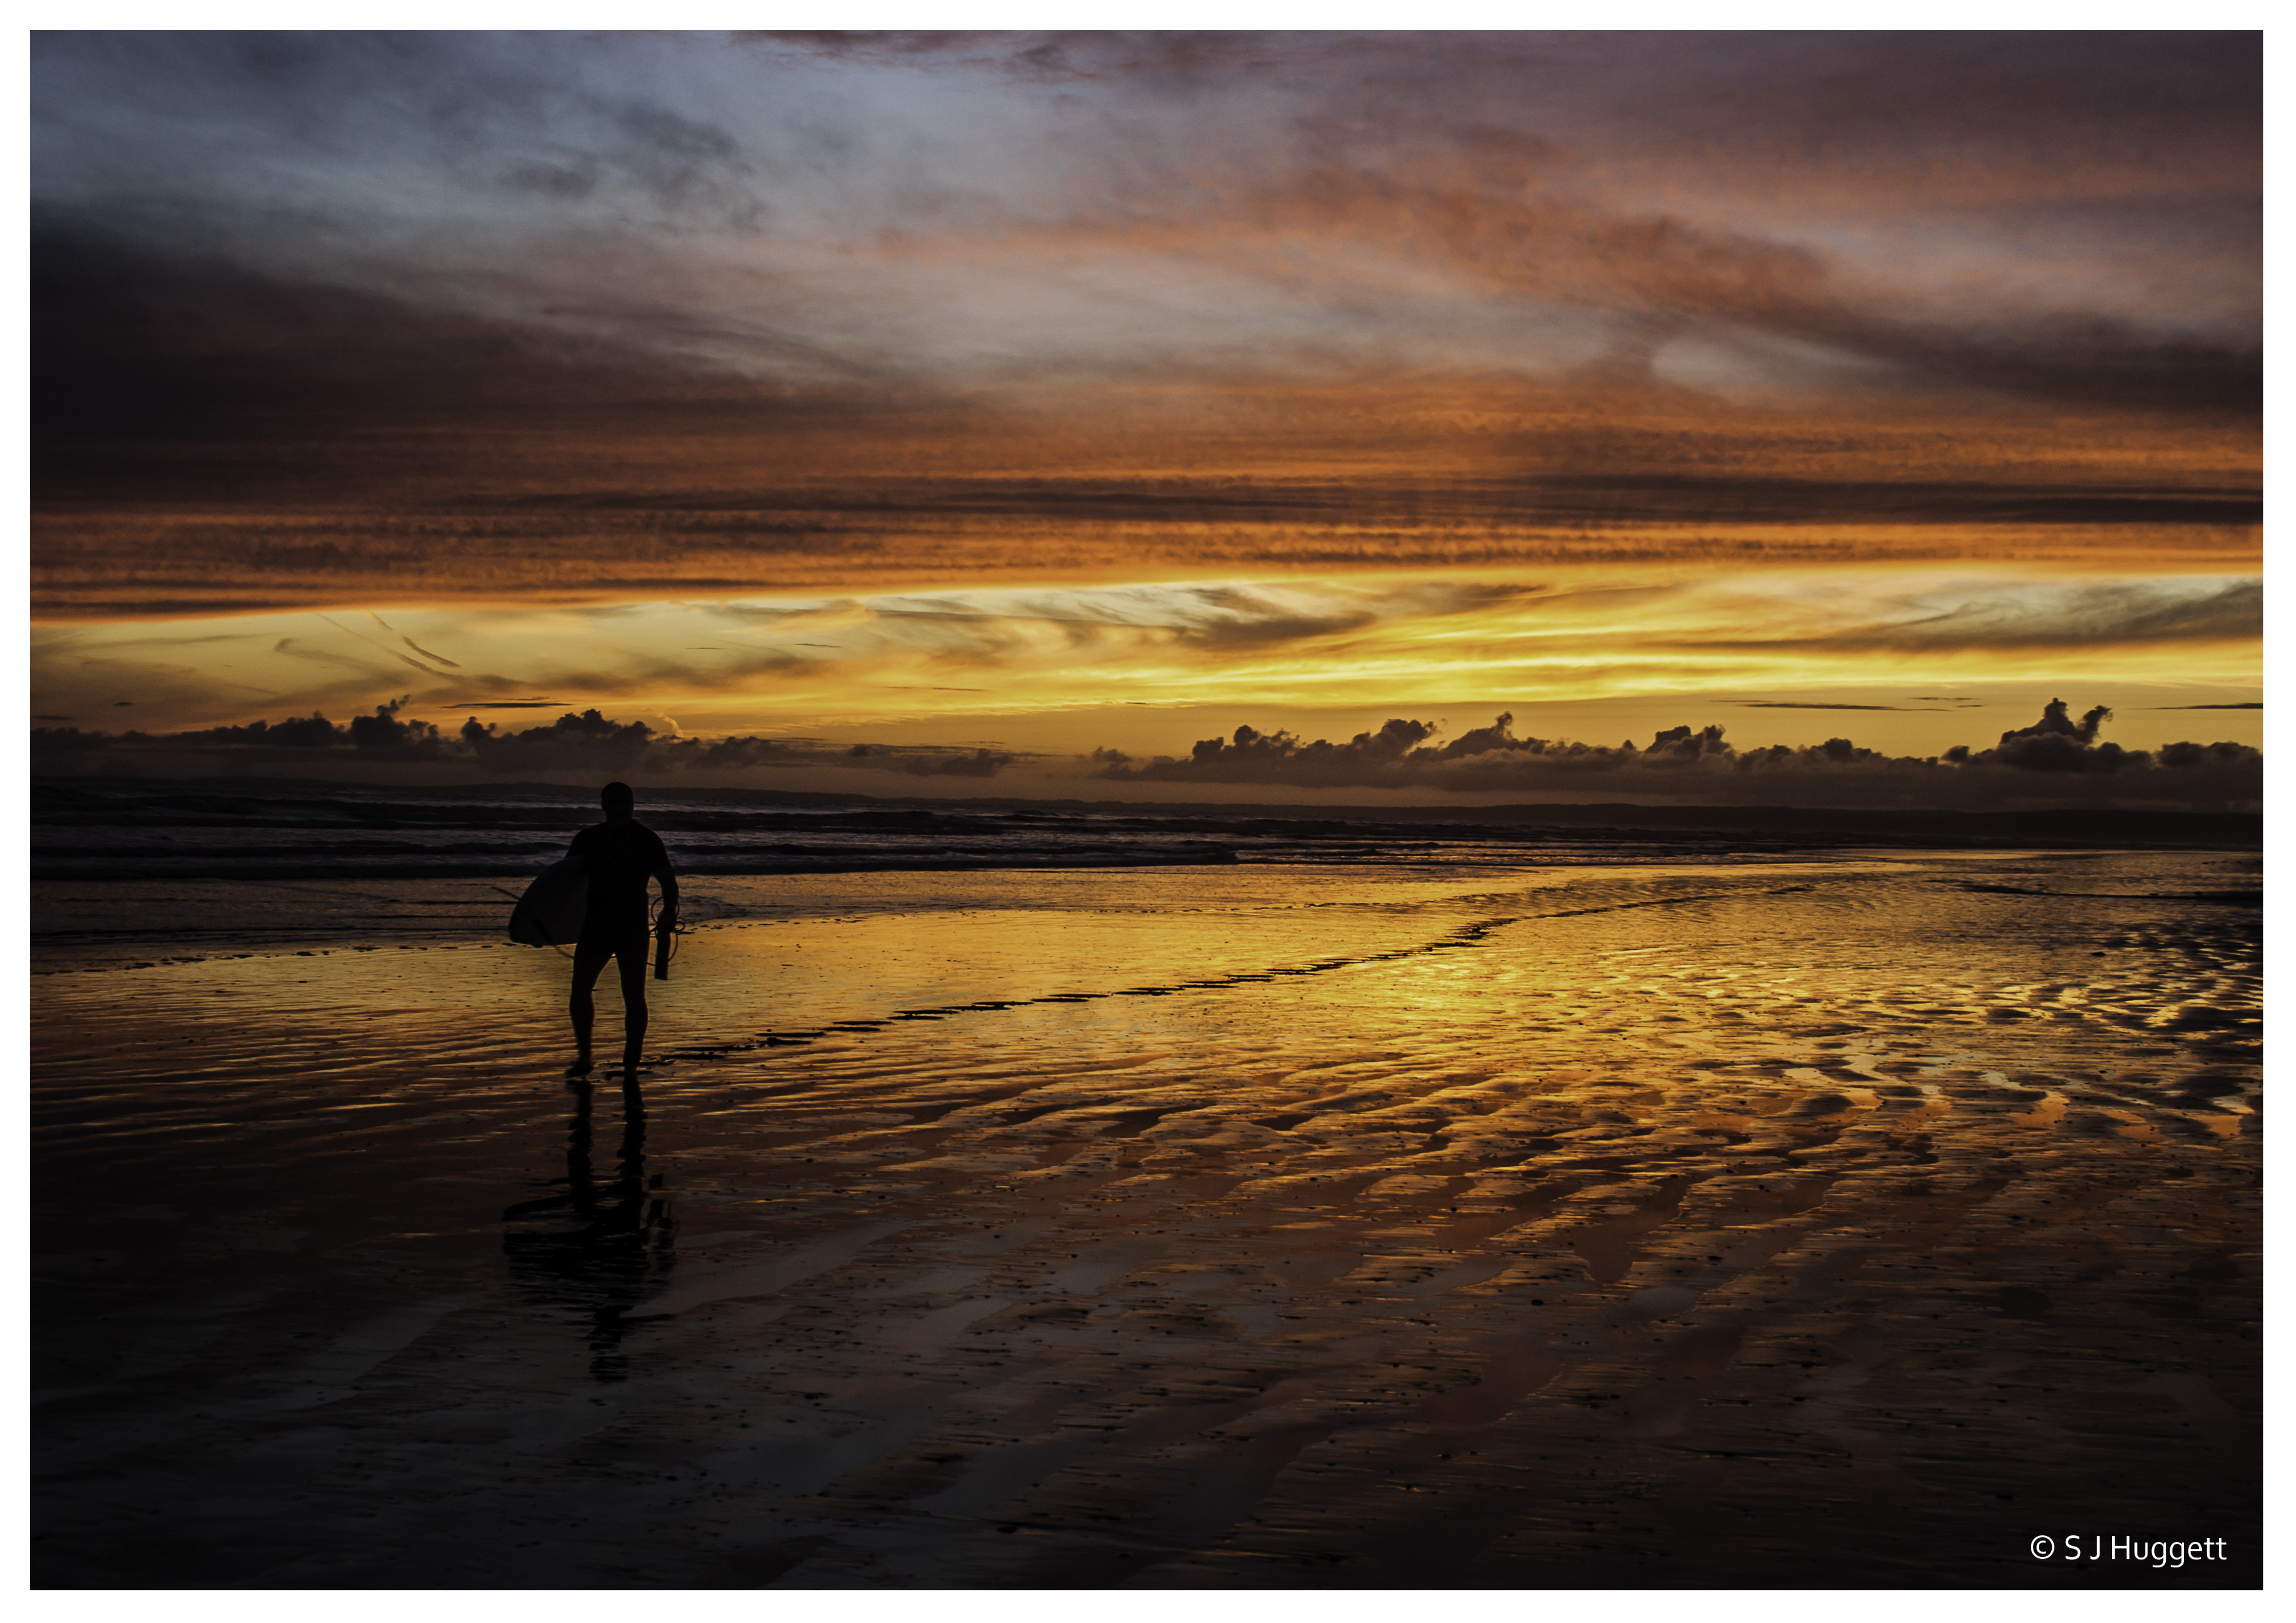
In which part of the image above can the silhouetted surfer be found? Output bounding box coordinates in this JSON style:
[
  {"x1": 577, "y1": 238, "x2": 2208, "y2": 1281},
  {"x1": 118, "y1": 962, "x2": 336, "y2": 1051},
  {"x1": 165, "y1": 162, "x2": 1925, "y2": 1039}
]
[{"x1": 567, "y1": 781, "x2": 677, "y2": 1076}]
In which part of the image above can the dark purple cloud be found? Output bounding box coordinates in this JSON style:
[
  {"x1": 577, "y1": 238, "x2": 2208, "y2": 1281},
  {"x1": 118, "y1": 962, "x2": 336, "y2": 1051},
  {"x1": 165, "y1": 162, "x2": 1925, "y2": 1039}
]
[
  {"x1": 31, "y1": 703, "x2": 1020, "y2": 781},
  {"x1": 31, "y1": 32, "x2": 2260, "y2": 428},
  {"x1": 1089, "y1": 701, "x2": 2261, "y2": 811}
]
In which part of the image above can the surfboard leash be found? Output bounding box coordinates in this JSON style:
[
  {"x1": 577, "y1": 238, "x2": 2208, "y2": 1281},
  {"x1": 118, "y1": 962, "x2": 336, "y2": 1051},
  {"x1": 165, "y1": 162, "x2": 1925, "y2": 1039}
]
[{"x1": 649, "y1": 897, "x2": 694, "y2": 980}]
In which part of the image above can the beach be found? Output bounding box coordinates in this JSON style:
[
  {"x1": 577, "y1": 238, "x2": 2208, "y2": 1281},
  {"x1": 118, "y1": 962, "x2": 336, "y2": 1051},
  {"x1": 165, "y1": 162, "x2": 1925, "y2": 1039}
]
[{"x1": 31, "y1": 850, "x2": 2262, "y2": 1588}]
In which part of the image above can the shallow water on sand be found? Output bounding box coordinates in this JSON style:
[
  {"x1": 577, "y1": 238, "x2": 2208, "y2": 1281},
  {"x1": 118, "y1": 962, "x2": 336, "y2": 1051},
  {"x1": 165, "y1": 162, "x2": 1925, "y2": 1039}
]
[{"x1": 33, "y1": 852, "x2": 2261, "y2": 1588}]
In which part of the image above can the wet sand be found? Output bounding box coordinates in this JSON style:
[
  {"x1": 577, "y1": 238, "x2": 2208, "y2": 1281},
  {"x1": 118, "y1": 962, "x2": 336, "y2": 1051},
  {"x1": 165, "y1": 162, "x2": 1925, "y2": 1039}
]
[{"x1": 31, "y1": 854, "x2": 2262, "y2": 1588}]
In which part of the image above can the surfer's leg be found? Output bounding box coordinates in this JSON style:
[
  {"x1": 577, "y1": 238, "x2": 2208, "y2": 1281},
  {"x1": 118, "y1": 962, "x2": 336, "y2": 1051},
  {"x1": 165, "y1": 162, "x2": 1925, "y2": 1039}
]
[
  {"x1": 570, "y1": 940, "x2": 613, "y2": 1067},
  {"x1": 613, "y1": 930, "x2": 650, "y2": 1068}
]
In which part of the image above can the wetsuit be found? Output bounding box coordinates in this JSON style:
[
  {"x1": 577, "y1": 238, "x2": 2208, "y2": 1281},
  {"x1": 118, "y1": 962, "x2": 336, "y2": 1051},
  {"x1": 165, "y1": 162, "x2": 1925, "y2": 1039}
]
[{"x1": 567, "y1": 818, "x2": 675, "y2": 1064}]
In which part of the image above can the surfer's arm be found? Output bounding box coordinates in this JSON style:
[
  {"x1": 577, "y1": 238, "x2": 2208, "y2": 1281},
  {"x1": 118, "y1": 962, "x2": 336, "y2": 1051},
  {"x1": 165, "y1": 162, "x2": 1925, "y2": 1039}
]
[{"x1": 651, "y1": 845, "x2": 679, "y2": 924}]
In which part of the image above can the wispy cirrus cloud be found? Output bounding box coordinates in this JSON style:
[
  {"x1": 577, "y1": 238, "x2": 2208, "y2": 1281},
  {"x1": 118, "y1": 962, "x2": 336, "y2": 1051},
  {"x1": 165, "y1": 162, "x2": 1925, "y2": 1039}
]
[{"x1": 29, "y1": 569, "x2": 2262, "y2": 743}]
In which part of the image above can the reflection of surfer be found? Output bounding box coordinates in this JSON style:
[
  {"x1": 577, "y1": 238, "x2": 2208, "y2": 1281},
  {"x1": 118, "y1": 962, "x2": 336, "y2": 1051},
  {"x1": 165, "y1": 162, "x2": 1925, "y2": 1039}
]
[
  {"x1": 501, "y1": 1072, "x2": 675, "y2": 1382},
  {"x1": 567, "y1": 781, "x2": 677, "y2": 1077}
]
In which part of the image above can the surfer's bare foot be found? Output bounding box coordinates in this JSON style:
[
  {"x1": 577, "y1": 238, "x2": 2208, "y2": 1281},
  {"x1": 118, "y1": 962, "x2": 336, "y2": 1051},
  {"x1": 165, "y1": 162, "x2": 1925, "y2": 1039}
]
[{"x1": 565, "y1": 1053, "x2": 594, "y2": 1078}]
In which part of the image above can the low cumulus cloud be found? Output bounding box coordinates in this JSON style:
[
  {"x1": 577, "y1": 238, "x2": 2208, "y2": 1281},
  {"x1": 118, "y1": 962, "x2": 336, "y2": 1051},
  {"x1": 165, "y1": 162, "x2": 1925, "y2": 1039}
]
[
  {"x1": 1089, "y1": 699, "x2": 2262, "y2": 811},
  {"x1": 31, "y1": 699, "x2": 1018, "y2": 780},
  {"x1": 30, "y1": 694, "x2": 2261, "y2": 810}
]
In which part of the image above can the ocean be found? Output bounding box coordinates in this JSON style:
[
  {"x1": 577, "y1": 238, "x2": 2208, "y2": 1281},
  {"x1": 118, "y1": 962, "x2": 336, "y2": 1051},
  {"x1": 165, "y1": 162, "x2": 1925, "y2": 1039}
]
[{"x1": 29, "y1": 773, "x2": 2259, "y2": 974}]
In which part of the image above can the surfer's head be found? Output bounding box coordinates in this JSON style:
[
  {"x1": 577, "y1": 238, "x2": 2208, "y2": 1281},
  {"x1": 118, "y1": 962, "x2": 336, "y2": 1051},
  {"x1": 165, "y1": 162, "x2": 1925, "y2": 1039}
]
[{"x1": 600, "y1": 781, "x2": 636, "y2": 822}]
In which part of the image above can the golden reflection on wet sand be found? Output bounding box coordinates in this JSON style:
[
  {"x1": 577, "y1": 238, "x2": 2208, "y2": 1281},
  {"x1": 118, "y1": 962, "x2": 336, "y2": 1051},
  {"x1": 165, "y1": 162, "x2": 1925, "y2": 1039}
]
[{"x1": 32, "y1": 854, "x2": 2260, "y2": 1587}]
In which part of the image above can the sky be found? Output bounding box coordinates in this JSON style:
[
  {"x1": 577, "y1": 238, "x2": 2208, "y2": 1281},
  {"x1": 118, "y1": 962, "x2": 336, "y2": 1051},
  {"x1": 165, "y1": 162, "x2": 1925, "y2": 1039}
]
[{"x1": 27, "y1": 29, "x2": 2263, "y2": 808}]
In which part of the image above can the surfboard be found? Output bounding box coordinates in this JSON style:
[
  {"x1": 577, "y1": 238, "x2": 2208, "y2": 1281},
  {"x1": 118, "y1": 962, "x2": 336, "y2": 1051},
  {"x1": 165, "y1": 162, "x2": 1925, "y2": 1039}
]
[{"x1": 509, "y1": 856, "x2": 588, "y2": 947}]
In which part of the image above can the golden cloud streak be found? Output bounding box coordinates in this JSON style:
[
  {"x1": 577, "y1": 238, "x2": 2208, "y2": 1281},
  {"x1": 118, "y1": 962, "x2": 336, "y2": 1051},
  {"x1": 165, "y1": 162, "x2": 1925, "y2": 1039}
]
[{"x1": 31, "y1": 562, "x2": 2261, "y2": 744}]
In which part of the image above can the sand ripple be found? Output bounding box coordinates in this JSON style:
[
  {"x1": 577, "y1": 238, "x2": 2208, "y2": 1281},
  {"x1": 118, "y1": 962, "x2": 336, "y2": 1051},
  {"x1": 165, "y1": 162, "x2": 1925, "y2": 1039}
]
[{"x1": 33, "y1": 852, "x2": 2261, "y2": 1587}]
